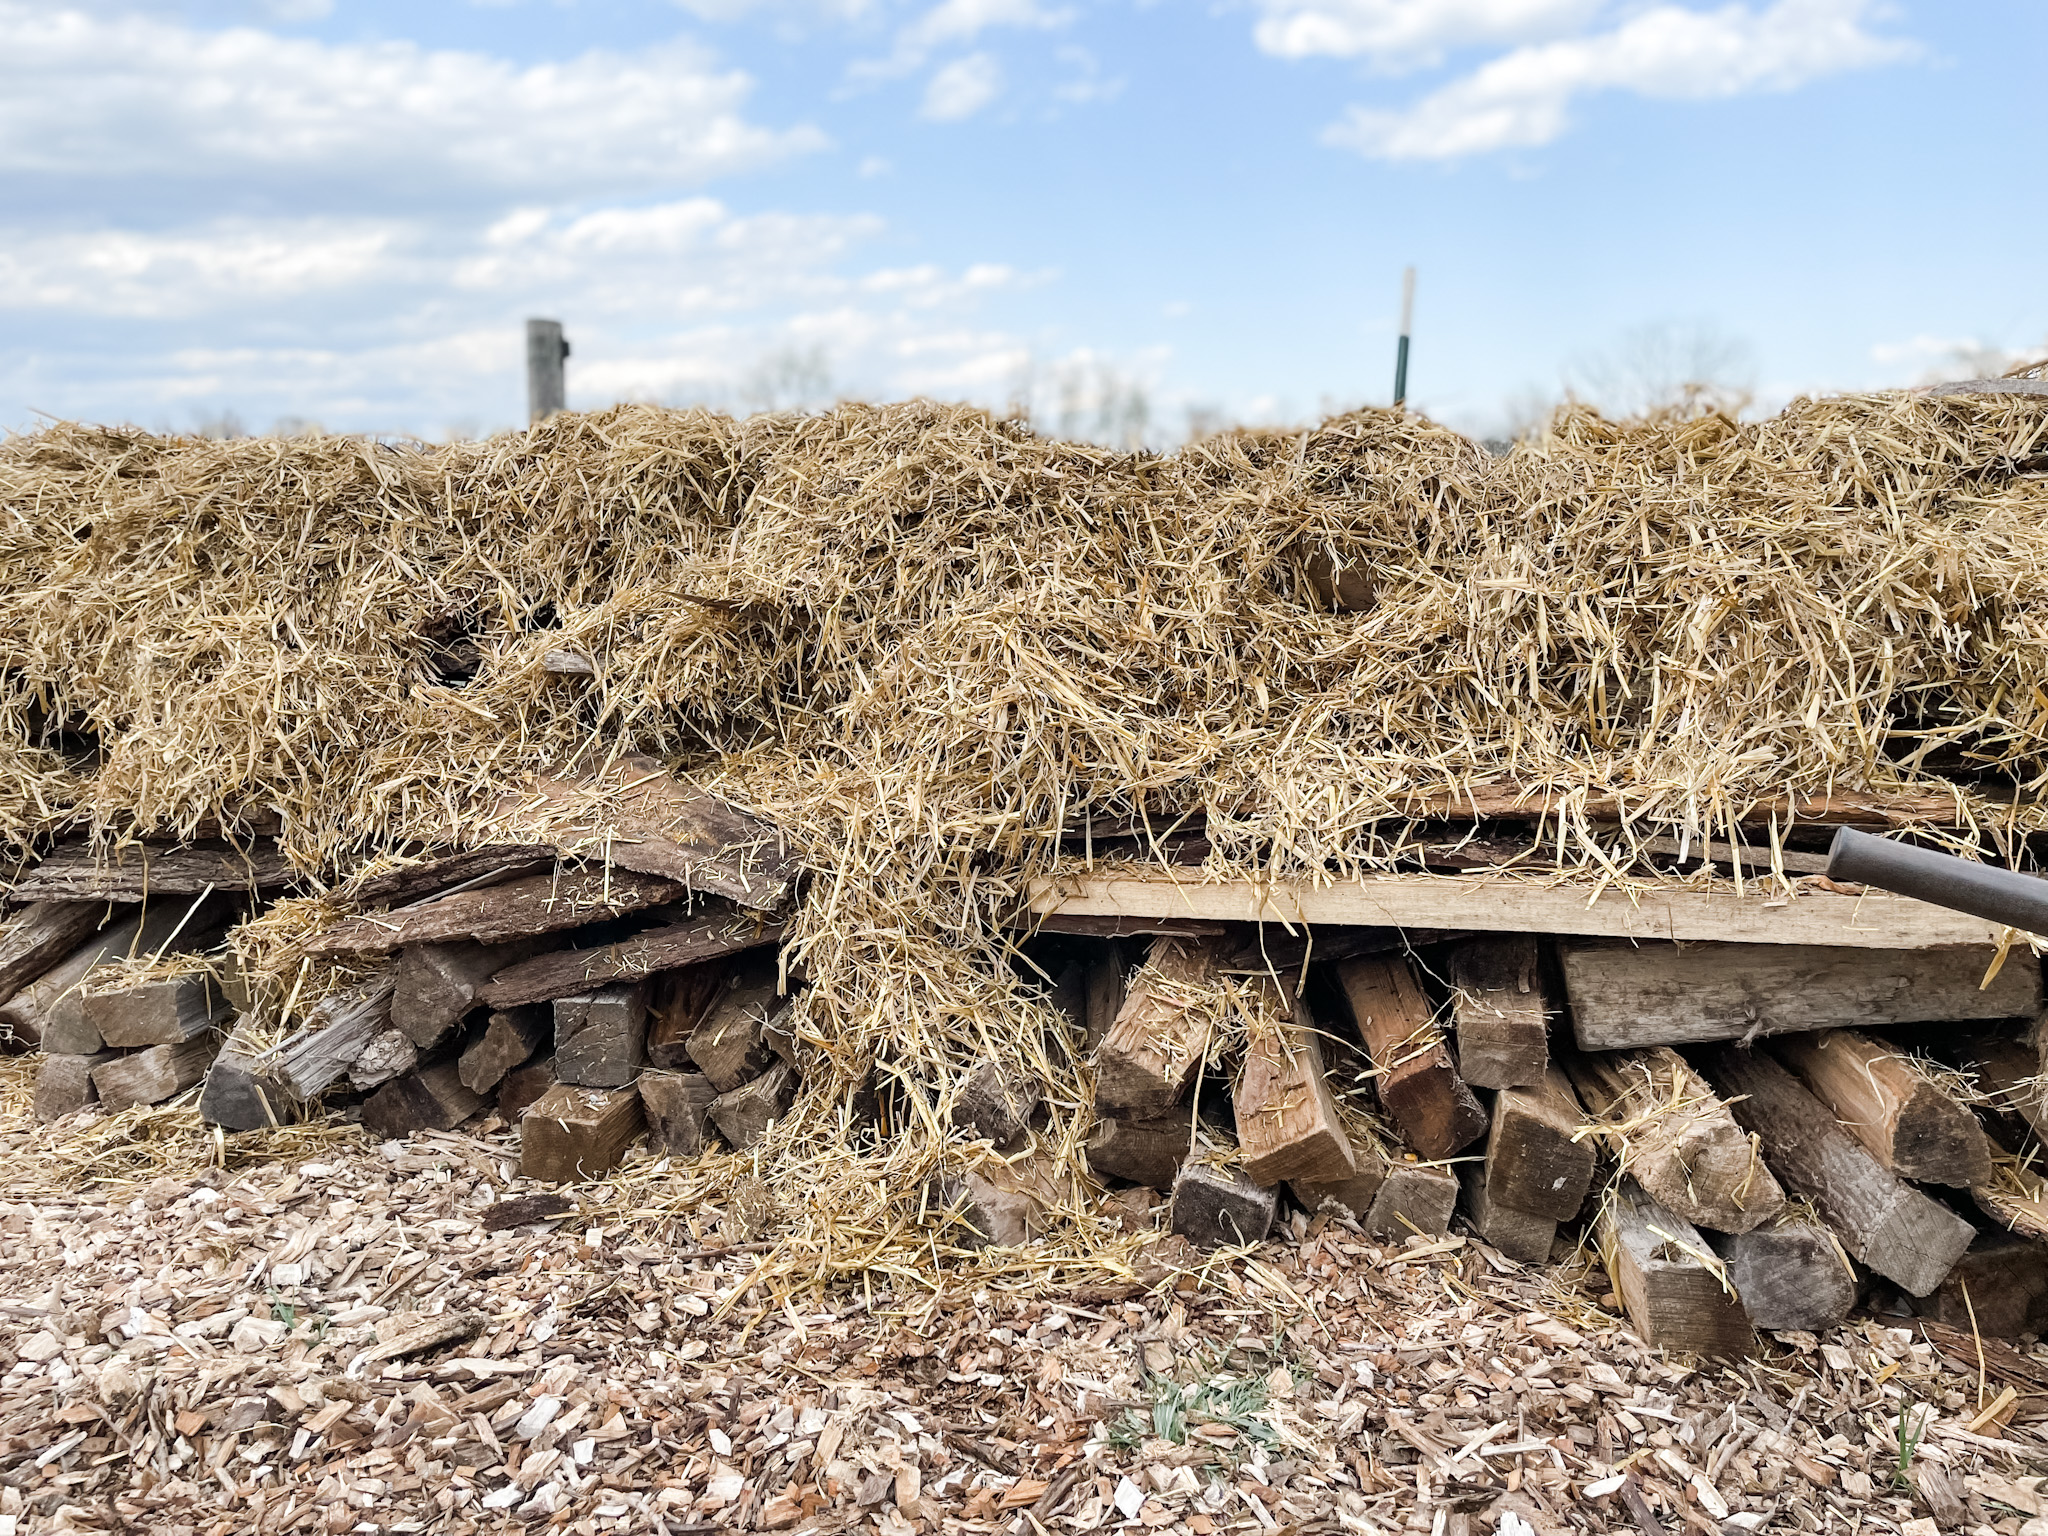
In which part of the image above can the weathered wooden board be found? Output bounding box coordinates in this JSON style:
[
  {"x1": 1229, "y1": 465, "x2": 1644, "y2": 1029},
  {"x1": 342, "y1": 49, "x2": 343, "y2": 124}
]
[
  {"x1": 1094, "y1": 936, "x2": 1219, "y2": 1113},
  {"x1": 9, "y1": 840, "x2": 293, "y2": 900},
  {"x1": 477, "y1": 912, "x2": 782, "y2": 1009},
  {"x1": 392, "y1": 938, "x2": 537, "y2": 1048},
  {"x1": 85, "y1": 971, "x2": 232, "y2": 1049},
  {"x1": 306, "y1": 870, "x2": 686, "y2": 956},
  {"x1": 34, "y1": 1050, "x2": 116, "y2": 1123},
  {"x1": 92, "y1": 1034, "x2": 222, "y2": 1113},
  {"x1": 1447, "y1": 935, "x2": 1551, "y2": 1091},
  {"x1": 458, "y1": 1007, "x2": 550, "y2": 1095},
  {"x1": 0, "y1": 901, "x2": 120, "y2": 1006},
  {"x1": 1, "y1": 897, "x2": 236, "y2": 1051},
  {"x1": 554, "y1": 983, "x2": 649, "y2": 1089},
  {"x1": 640, "y1": 1071, "x2": 721, "y2": 1157},
  {"x1": 347, "y1": 845, "x2": 554, "y2": 910},
  {"x1": 1596, "y1": 1180, "x2": 1753, "y2": 1357},
  {"x1": 1234, "y1": 983, "x2": 1357, "y2": 1187},
  {"x1": 1562, "y1": 940, "x2": 2037, "y2": 1050},
  {"x1": 520, "y1": 1083, "x2": 645, "y2": 1182},
  {"x1": 1337, "y1": 955, "x2": 1488, "y2": 1160},
  {"x1": 264, "y1": 966, "x2": 399, "y2": 1100},
  {"x1": 1774, "y1": 1029, "x2": 1993, "y2": 1188}
]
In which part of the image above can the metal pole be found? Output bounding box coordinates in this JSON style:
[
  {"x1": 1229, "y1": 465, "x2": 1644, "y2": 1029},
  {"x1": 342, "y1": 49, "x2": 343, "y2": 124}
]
[
  {"x1": 526, "y1": 318, "x2": 569, "y2": 424},
  {"x1": 1392, "y1": 266, "x2": 1415, "y2": 409}
]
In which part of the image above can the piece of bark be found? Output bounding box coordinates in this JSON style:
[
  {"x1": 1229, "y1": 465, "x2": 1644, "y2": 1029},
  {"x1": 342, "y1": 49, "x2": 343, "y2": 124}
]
[
  {"x1": 1448, "y1": 935, "x2": 1551, "y2": 1091},
  {"x1": 481, "y1": 1193, "x2": 573, "y2": 1232},
  {"x1": 458, "y1": 1006, "x2": 550, "y2": 1094},
  {"x1": 498, "y1": 1057, "x2": 557, "y2": 1121},
  {"x1": 199, "y1": 1049, "x2": 296, "y2": 1131},
  {"x1": 1566, "y1": 1046, "x2": 1786, "y2": 1234},
  {"x1": 645, "y1": 963, "x2": 732, "y2": 1070},
  {"x1": 477, "y1": 911, "x2": 782, "y2": 1009},
  {"x1": 520, "y1": 1083, "x2": 646, "y2": 1182},
  {"x1": 709, "y1": 1062, "x2": 799, "y2": 1149},
  {"x1": 306, "y1": 869, "x2": 686, "y2": 956},
  {"x1": 1169, "y1": 1162, "x2": 1277, "y2": 1248},
  {"x1": 0, "y1": 901, "x2": 121, "y2": 1007},
  {"x1": 1087, "y1": 1111, "x2": 1191, "y2": 1188},
  {"x1": 640, "y1": 1071, "x2": 721, "y2": 1156},
  {"x1": 554, "y1": 982, "x2": 649, "y2": 1089},
  {"x1": 86, "y1": 970, "x2": 232, "y2": 1049},
  {"x1": 348, "y1": 1029, "x2": 419, "y2": 1092},
  {"x1": 952, "y1": 1059, "x2": 1043, "y2": 1146},
  {"x1": 1234, "y1": 983, "x2": 1358, "y2": 1187},
  {"x1": 1701, "y1": 1044, "x2": 1977, "y2": 1297},
  {"x1": 267, "y1": 966, "x2": 398, "y2": 1099},
  {"x1": 1709, "y1": 1221, "x2": 1857, "y2": 1333},
  {"x1": 1562, "y1": 939, "x2": 2039, "y2": 1050},
  {"x1": 347, "y1": 845, "x2": 554, "y2": 910},
  {"x1": 684, "y1": 963, "x2": 786, "y2": 1092},
  {"x1": 9, "y1": 840, "x2": 292, "y2": 901},
  {"x1": 1457, "y1": 1162, "x2": 1557, "y2": 1265},
  {"x1": 34, "y1": 1050, "x2": 117, "y2": 1123},
  {"x1": 481, "y1": 753, "x2": 800, "y2": 912},
  {"x1": 1909, "y1": 1229, "x2": 2048, "y2": 1341},
  {"x1": 92, "y1": 1034, "x2": 223, "y2": 1113},
  {"x1": 2, "y1": 897, "x2": 235, "y2": 1051},
  {"x1": 1774, "y1": 1029, "x2": 1994, "y2": 1188},
  {"x1": 361, "y1": 1062, "x2": 487, "y2": 1140},
  {"x1": 1094, "y1": 937, "x2": 1220, "y2": 1113},
  {"x1": 392, "y1": 938, "x2": 537, "y2": 1049},
  {"x1": 1597, "y1": 1180, "x2": 1754, "y2": 1357},
  {"x1": 1337, "y1": 955, "x2": 1488, "y2": 1160},
  {"x1": 1482, "y1": 1066, "x2": 1596, "y2": 1221}
]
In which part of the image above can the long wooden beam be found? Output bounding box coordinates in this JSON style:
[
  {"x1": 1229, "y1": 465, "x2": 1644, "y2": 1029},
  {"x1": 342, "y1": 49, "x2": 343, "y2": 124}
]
[{"x1": 1023, "y1": 871, "x2": 2012, "y2": 950}]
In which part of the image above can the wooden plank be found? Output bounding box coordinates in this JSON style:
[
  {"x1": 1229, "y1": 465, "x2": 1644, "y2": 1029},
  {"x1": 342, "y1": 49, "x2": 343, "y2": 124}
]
[
  {"x1": 1774, "y1": 1029, "x2": 1994, "y2": 1188},
  {"x1": 476, "y1": 911, "x2": 781, "y2": 1009},
  {"x1": 34, "y1": 1050, "x2": 116, "y2": 1123},
  {"x1": 1709, "y1": 1220, "x2": 1856, "y2": 1333},
  {"x1": 480, "y1": 752, "x2": 800, "y2": 912},
  {"x1": 9, "y1": 840, "x2": 293, "y2": 900},
  {"x1": 347, "y1": 845, "x2": 553, "y2": 910},
  {"x1": 1093, "y1": 937, "x2": 1219, "y2": 1113},
  {"x1": 361, "y1": 1063, "x2": 486, "y2": 1139},
  {"x1": 1447, "y1": 935, "x2": 1550, "y2": 1091},
  {"x1": 1338, "y1": 956, "x2": 1487, "y2": 1160},
  {"x1": 1025, "y1": 872, "x2": 2013, "y2": 950},
  {"x1": 305, "y1": 870, "x2": 686, "y2": 956},
  {"x1": 85, "y1": 970, "x2": 231, "y2": 1049},
  {"x1": 91, "y1": 1034, "x2": 222, "y2": 1113},
  {"x1": 1233, "y1": 982, "x2": 1357, "y2": 1187},
  {"x1": 1028, "y1": 915, "x2": 1227, "y2": 939},
  {"x1": 457, "y1": 1007, "x2": 549, "y2": 1095},
  {"x1": 553, "y1": 983, "x2": 649, "y2": 1089},
  {"x1": 1395, "y1": 785, "x2": 1962, "y2": 828},
  {"x1": 1596, "y1": 1180, "x2": 1753, "y2": 1357},
  {"x1": 1456, "y1": 1162, "x2": 1556, "y2": 1264},
  {"x1": 1482, "y1": 1067, "x2": 1595, "y2": 1221},
  {"x1": 640, "y1": 1071, "x2": 720, "y2": 1157},
  {"x1": 520, "y1": 1083, "x2": 646, "y2": 1181},
  {"x1": 1562, "y1": 940, "x2": 2037, "y2": 1050},
  {"x1": 1565, "y1": 1046, "x2": 1787, "y2": 1235},
  {"x1": 1701, "y1": 1044, "x2": 1977, "y2": 1297},
  {"x1": 0, "y1": 901, "x2": 121, "y2": 1006},
  {"x1": 392, "y1": 939, "x2": 536, "y2": 1049}
]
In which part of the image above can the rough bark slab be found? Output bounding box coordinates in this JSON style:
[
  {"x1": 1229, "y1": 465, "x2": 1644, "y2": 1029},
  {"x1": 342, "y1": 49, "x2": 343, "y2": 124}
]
[
  {"x1": 361, "y1": 1062, "x2": 486, "y2": 1139},
  {"x1": 1094, "y1": 937, "x2": 1219, "y2": 1113},
  {"x1": 1481, "y1": 1066, "x2": 1594, "y2": 1221},
  {"x1": 708, "y1": 1062, "x2": 798, "y2": 1149},
  {"x1": 1562, "y1": 940, "x2": 2037, "y2": 1050},
  {"x1": 684, "y1": 961, "x2": 787, "y2": 1092},
  {"x1": 34, "y1": 1050, "x2": 116, "y2": 1122},
  {"x1": 640, "y1": 1071, "x2": 721, "y2": 1157},
  {"x1": 85, "y1": 970, "x2": 231, "y2": 1049},
  {"x1": 1597, "y1": 1180, "x2": 1753, "y2": 1357},
  {"x1": 519, "y1": 1083, "x2": 645, "y2": 1182},
  {"x1": 951, "y1": 1059, "x2": 1043, "y2": 1147},
  {"x1": 92, "y1": 1034, "x2": 222, "y2": 1113},
  {"x1": 1447, "y1": 935, "x2": 1551, "y2": 1091},
  {"x1": 1337, "y1": 955, "x2": 1488, "y2": 1160},
  {"x1": 1909, "y1": 1230, "x2": 2048, "y2": 1340},
  {"x1": 347, "y1": 845, "x2": 554, "y2": 910},
  {"x1": 1169, "y1": 1162, "x2": 1277, "y2": 1248},
  {"x1": 477, "y1": 911, "x2": 781, "y2": 1009},
  {"x1": 553, "y1": 983, "x2": 649, "y2": 1089},
  {"x1": 307, "y1": 870, "x2": 686, "y2": 956},
  {"x1": 1457, "y1": 1162, "x2": 1556, "y2": 1265},
  {"x1": 1234, "y1": 982, "x2": 1357, "y2": 1187},
  {"x1": 0, "y1": 901, "x2": 121, "y2": 1007},
  {"x1": 458, "y1": 1007, "x2": 550, "y2": 1094},
  {"x1": 392, "y1": 939, "x2": 537, "y2": 1049},
  {"x1": 1566, "y1": 1046, "x2": 1786, "y2": 1234},
  {"x1": 1086, "y1": 1110, "x2": 1190, "y2": 1188},
  {"x1": 1775, "y1": 1029, "x2": 1994, "y2": 1188},
  {"x1": 1701, "y1": 1044, "x2": 1977, "y2": 1297},
  {"x1": 9, "y1": 840, "x2": 293, "y2": 900},
  {"x1": 1709, "y1": 1221, "x2": 1857, "y2": 1333}
]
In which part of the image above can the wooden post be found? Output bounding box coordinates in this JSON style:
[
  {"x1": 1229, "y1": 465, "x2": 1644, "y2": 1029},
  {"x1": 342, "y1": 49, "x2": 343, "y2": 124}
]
[
  {"x1": 1481, "y1": 1066, "x2": 1595, "y2": 1221},
  {"x1": 1565, "y1": 1046, "x2": 1786, "y2": 1234},
  {"x1": 521, "y1": 1083, "x2": 644, "y2": 1182},
  {"x1": 1086, "y1": 1110, "x2": 1192, "y2": 1188},
  {"x1": 553, "y1": 983, "x2": 649, "y2": 1089},
  {"x1": 1169, "y1": 1162, "x2": 1277, "y2": 1247},
  {"x1": 683, "y1": 964, "x2": 786, "y2": 1091},
  {"x1": 1710, "y1": 1220, "x2": 1856, "y2": 1333},
  {"x1": 951, "y1": 1060, "x2": 1043, "y2": 1146},
  {"x1": 1447, "y1": 935, "x2": 1550, "y2": 1090},
  {"x1": 267, "y1": 966, "x2": 398, "y2": 1100},
  {"x1": 1336, "y1": 955, "x2": 1488, "y2": 1159},
  {"x1": 646, "y1": 964, "x2": 731, "y2": 1070},
  {"x1": 1083, "y1": 943, "x2": 1128, "y2": 1054},
  {"x1": 1943, "y1": 1029, "x2": 2048, "y2": 1145},
  {"x1": 1457, "y1": 1162, "x2": 1556, "y2": 1264},
  {"x1": 1774, "y1": 1029, "x2": 1993, "y2": 1188},
  {"x1": 1094, "y1": 936, "x2": 1220, "y2": 1112},
  {"x1": 1700, "y1": 1045, "x2": 1976, "y2": 1297},
  {"x1": 393, "y1": 940, "x2": 533, "y2": 1049},
  {"x1": 1596, "y1": 1180, "x2": 1753, "y2": 1357},
  {"x1": 307, "y1": 869, "x2": 684, "y2": 956},
  {"x1": 198, "y1": 1048, "x2": 295, "y2": 1131},
  {"x1": 1297, "y1": 1130, "x2": 1457, "y2": 1240},
  {"x1": 1233, "y1": 981, "x2": 1357, "y2": 1186},
  {"x1": 527, "y1": 319, "x2": 568, "y2": 423}
]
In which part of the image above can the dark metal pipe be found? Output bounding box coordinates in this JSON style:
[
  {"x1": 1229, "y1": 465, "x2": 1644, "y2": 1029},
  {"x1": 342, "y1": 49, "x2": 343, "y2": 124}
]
[{"x1": 1826, "y1": 825, "x2": 2048, "y2": 934}]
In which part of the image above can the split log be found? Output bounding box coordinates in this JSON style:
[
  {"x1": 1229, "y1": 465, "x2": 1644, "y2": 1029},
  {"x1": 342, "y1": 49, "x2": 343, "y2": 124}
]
[
  {"x1": 640, "y1": 1071, "x2": 720, "y2": 1156},
  {"x1": 684, "y1": 962, "x2": 788, "y2": 1091},
  {"x1": 1562, "y1": 939, "x2": 2038, "y2": 1050},
  {"x1": 392, "y1": 939, "x2": 536, "y2": 1049},
  {"x1": 7, "y1": 897, "x2": 237, "y2": 1052},
  {"x1": 708, "y1": 1062, "x2": 798, "y2": 1149},
  {"x1": 1481, "y1": 1067, "x2": 1595, "y2": 1221},
  {"x1": 198, "y1": 1050, "x2": 295, "y2": 1131},
  {"x1": 1447, "y1": 935, "x2": 1551, "y2": 1091},
  {"x1": 1094, "y1": 937, "x2": 1220, "y2": 1113},
  {"x1": 951, "y1": 1060, "x2": 1043, "y2": 1146},
  {"x1": 480, "y1": 752, "x2": 800, "y2": 912},
  {"x1": 92, "y1": 1035, "x2": 222, "y2": 1113},
  {"x1": 361, "y1": 1062, "x2": 486, "y2": 1139},
  {"x1": 553, "y1": 983, "x2": 649, "y2": 1089},
  {"x1": 1775, "y1": 1029, "x2": 1993, "y2": 1188},
  {"x1": 306, "y1": 869, "x2": 686, "y2": 956},
  {"x1": 1596, "y1": 1180, "x2": 1753, "y2": 1357},
  {"x1": 645, "y1": 963, "x2": 732, "y2": 1070},
  {"x1": 1909, "y1": 1230, "x2": 2048, "y2": 1340},
  {"x1": 1709, "y1": 1220, "x2": 1857, "y2": 1333},
  {"x1": 9, "y1": 840, "x2": 292, "y2": 901},
  {"x1": 1234, "y1": 982, "x2": 1357, "y2": 1187},
  {"x1": 1086, "y1": 1110, "x2": 1191, "y2": 1188},
  {"x1": 1457, "y1": 1163, "x2": 1556, "y2": 1265},
  {"x1": 1169, "y1": 1162, "x2": 1277, "y2": 1247},
  {"x1": 34, "y1": 1050, "x2": 116, "y2": 1122},
  {"x1": 1701, "y1": 1045, "x2": 1976, "y2": 1297},
  {"x1": 458, "y1": 1007, "x2": 550, "y2": 1095},
  {"x1": 1565, "y1": 1046, "x2": 1786, "y2": 1234},
  {"x1": 1296, "y1": 1143, "x2": 1457, "y2": 1241},
  {"x1": 520, "y1": 1083, "x2": 645, "y2": 1182},
  {"x1": 347, "y1": 844, "x2": 553, "y2": 910},
  {"x1": 477, "y1": 910, "x2": 782, "y2": 1009},
  {"x1": 0, "y1": 901, "x2": 120, "y2": 1006},
  {"x1": 498, "y1": 1057, "x2": 557, "y2": 1121},
  {"x1": 349, "y1": 1030, "x2": 418, "y2": 1092},
  {"x1": 1336, "y1": 955, "x2": 1488, "y2": 1160},
  {"x1": 266, "y1": 966, "x2": 398, "y2": 1100},
  {"x1": 85, "y1": 970, "x2": 232, "y2": 1049}
]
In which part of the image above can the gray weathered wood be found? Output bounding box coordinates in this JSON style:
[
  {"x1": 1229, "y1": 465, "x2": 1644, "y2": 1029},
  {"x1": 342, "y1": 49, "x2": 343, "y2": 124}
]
[
  {"x1": 1710, "y1": 1221, "x2": 1857, "y2": 1333},
  {"x1": 521, "y1": 1082, "x2": 646, "y2": 1182},
  {"x1": 1086, "y1": 1110, "x2": 1191, "y2": 1188},
  {"x1": 478, "y1": 911, "x2": 782, "y2": 1009},
  {"x1": 34, "y1": 1050, "x2": 116, "y2": 1122},
  {"x1": 1297, "y1": 1151, "x2": 1457, "y2": 1241},
  {"x1": 361, "y1": 1062, "x2": 486, "y2": 1139},
  {"x1": 2, "y1": 897, "x2": 235, "y2": 1051},
  {"x1": 0, "y1": 901, "x2": 120, "y2": 1006},
  {"x1": 1701, "y1": 1045, "x2": 1976, "y2": 1297},
  {"x1": 348, "y1": 1029, "x2": 419, "y2": 1091},
  {"x1": 307, "y1": 869, "x2": 685, "y2": 956},
  {"x1": 458, "y1": 1006, "x2": 550, "y2": 1094},
  {"x1": 1563, "y1": 940, "x2": 2038, "y2": 1050},
  {"x1": 1596, "y1": 1180, "x2": 1753, "y2": 1357},
  {"x1": 199, "y1": 1048, "x2": 296, "y2": 1131},
  {"x1": 268, "y1": 966, "x2": 398, "y2": 1099},
  {"x1": 498, "y1": 1056, "x2": 557, "y2": 1121},
  {"x1": 708, "y1": 1062, "x2": 798, "y2": 1148},
  {"x1": 92, "y1": 1034, "x2": 222, "y2": 1112},
  {"x1": 554, "y1": 983, "x2": 649, "y2": 1089},
  {"x1": 526, "y1": 317, "x2": 567, "y2": 422},
  {"x1": 639, "y1": 1070, "x2": 720, "y2": 1156},
  {"x1": 1169, "y1": 1162, "x2": 1277, "y2": 1247},
  {"x1": 1093, "y1": 936, "x2": 1219, "y2": 1112},
  {"x1": 85, "y1": 970, "x2": 231, "y2": 1049},
  {"x1": 1775, "y1": 1028, "x2": 1993, "y2": 1188},
  {"x1": 1082, "y1": 944, "x2": 1127, "y2": 1053},
  {"x1": 1482, "y1": 1066, "x2": 1595, "y2": 1221},
  {"x1": 1448, "y1": 935, "x2": 1550, "y2": 1091},
  {"x1": 392, "y1": 938, "x2": 536, "y2": 1048},
  {"x1": 9, "y1": 840, "x2": 292, "y2": 900},
  {"x1": 951, "y1": 1059, "x2": 1042, "y2": 1147},
  {"x1": 1235, "y1": 982, "x2": 1358, "y2": 1187},
  {"x1": 1457, "y1": 1162, "x2": 1556, "y2": 1265}
]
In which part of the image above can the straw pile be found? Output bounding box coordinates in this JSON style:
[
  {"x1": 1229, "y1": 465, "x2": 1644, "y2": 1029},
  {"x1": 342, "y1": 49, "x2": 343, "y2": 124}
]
[{"x1": 4, "y1": 388, "x2": 2048, "y2": 1283}]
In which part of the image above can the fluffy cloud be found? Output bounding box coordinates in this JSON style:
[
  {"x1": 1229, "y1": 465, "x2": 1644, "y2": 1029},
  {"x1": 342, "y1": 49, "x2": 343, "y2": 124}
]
[
  {"x1": 1320, "y1": 0, "x2": 1914, "y2": 160},
  {"x1": 1253, "y1": 0, "x2": 1599, "y2": 68},
  {"x1": 921, "y1": 53, "x2": 1005, "y2": 118}
]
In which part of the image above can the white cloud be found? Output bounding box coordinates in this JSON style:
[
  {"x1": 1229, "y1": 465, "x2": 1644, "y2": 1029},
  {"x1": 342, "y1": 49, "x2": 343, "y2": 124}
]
[
  {"x1": 1322, "y1": 0, "x2": 1914, "y2": 160},
  {"x1": 0, "y1": 2, "x2": 824, "y2": 196},
  {"x1": 1252, "y1": 0, "x2": 1599, "y2": 68},
  {"x1": 922, "y1": 52, "x2": 1005, "y2": 118},
  {"x1": 0, "y1": 220, "x2": 402, "y2": 316}
]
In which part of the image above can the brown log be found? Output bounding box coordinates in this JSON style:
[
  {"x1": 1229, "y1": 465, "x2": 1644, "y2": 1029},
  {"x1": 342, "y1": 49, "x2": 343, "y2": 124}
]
[
  {"x1": 1774, "y1": 1029, "x2": 1993, "y2": 1188},
  {"x1": 1336, "y1": 955, "x2": 1488, "y2": 1159},
  {"x1": 1169, "y1": 1162, "x2": 1277, "y2": 1248},
  {"x1": 392, "y1": 938, "x2": 537, "y2": 1049},
  {"x1": 84, "y1": 970, "x2": 231, "y2": 1049},
  {"x1": 306, "y1": 870, "x2": 686, "y2": 956},
  {"x1": 553, "y1": 983, "x2": 649, "y2": 1089},
  {"x1": 1565, "y1": 1046, "x2": 1786, "y2": 1234},
  {"x1": 1447, "y1": 935, "x2": 1550, "y2": 1091},
  {"x1": 458, "y1": 1007, "x2": 549, "y2": 1095},
  {"x1": 684, "y1": 960, "x2": 788, "y2": 1092},
  {"x1": 708, "y1": 1062, "x2": 798, "y2": 1149},
  {"x1": 639, "y1": 1071, "x2": 721, "y2": 1157},
  {"x1": 361, "y1": 1062, "x2": 487, "y2": 1139},
  {"x1": 1296, "y1": 1135, "x2": 1457, "y2": 1241},
  {"x1": 1709, "y1": 1220, "x2": 1857, "y2": 1333},
  {"x1": 476, "y1": 910, "x2": 782, "y2": 1009},
  {"x1": 1942, "y1": 1030, "x2": 2048, "y2": 1145},
  {"x1": 951, "y1": 1060, "x2": 1043, "y2": 1147},
  {"x1": 92, "y1": 1034, "x2": 222, "y2": 1113},
  {"x1": 347, "y1": 844, "x2": 554, "y2": 910},
  {"x1": 520, "y1": 1083, "x2": 645, "y2": 1182},
  {"x1": 1481, "y1": 1066, "x2": 1596, "y2": 1221},
  {"x1": 1457, "y1": 1162, "x2": 1556, "y2": 1264},
  {"x1": 1094, "y1": 937, "x2": 1220, "y2": 1113},
  {"x1": 0, "y1": 901, "x2": 122, "y2": 1007},
  {"x1": 1596, "y1": 1180, "x2": 1753, "y2": 1357},
  {"x1": 1909, "y1": 1230, "x2": 2048, "y2": 1340},
  {"x1": 498, "y1": 1057, "x2": 557, "y2": 1121},
  {"x1": 1233, "y1": 981, "x2": 1357, "y2": 1187},
  {"x1": 8, "y1": 840, "x2": 293, "y2": 901},
  {"x1": 1701, "y1": 1044, "x2": 1976, "y2": 1297},
  {"x1": 34, "y1": 1050, "x2": 116, "y2": 1122}
]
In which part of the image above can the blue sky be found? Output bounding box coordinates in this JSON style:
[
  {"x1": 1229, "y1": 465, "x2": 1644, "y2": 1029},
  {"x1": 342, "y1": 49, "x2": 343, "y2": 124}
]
[{"x1": 2, "y1": 0, "x2": 2043, "y2": 442}]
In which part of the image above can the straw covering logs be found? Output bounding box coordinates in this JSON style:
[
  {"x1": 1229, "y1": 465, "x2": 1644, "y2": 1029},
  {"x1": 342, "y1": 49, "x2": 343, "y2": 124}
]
[{"x1": 4, "y1": 391, "x2": 2048, "y2": 1304}]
